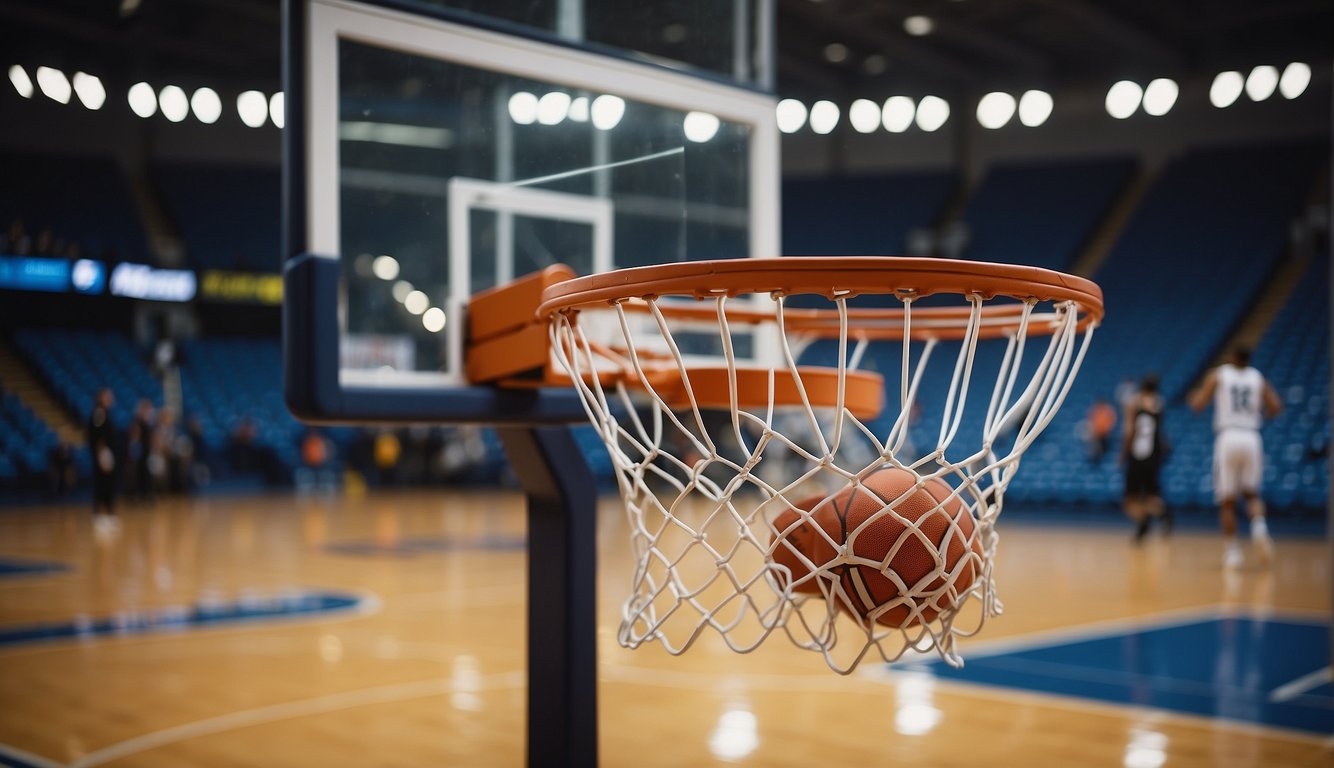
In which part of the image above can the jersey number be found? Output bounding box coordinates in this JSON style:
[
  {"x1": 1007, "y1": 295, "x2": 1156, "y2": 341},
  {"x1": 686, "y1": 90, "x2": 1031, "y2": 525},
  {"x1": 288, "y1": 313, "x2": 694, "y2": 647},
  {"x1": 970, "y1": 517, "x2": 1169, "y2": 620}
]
[{"x1": 1230, "y1": 385, "x2": 1253, "y2": 414}]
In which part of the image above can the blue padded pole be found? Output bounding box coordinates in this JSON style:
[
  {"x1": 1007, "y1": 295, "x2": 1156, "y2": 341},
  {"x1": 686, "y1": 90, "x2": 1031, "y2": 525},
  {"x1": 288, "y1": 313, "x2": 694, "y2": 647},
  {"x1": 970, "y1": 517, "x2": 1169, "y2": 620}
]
[{"x1": 497, "y1": 426, "x2": 599, "y2": 767}]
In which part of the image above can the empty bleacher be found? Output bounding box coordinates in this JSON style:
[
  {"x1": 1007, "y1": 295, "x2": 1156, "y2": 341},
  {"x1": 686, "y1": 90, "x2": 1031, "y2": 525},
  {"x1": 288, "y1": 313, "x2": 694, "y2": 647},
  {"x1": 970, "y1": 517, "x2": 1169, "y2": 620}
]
[
  {"x1": 958, "y1": 156, "x2": 1136, "y2": 271},
  {"x1": 14, "y1": 329, "x2": 162, "y2": 429},
  {"x1": 153, "y1": 163, "x2": 281, "y2": 272},
  {"x1": 0, "y1": 151, "x2": 150, "y2": 262},
  {"x1": 179, "y1": 336, "x2": 304, "y2": 470},
  {"x1": 783, "y1": 170, "x2": 957, "y2": 255},
  {"x1": 0, "y1": 389, "x2": 75, "y2": 487}
]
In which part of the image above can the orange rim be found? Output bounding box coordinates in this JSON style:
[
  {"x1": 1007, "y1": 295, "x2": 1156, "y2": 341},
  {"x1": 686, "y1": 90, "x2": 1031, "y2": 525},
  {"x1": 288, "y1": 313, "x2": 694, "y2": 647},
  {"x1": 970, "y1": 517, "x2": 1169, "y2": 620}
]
[
  {"x1": 538, "y1": 257, "x2": 1104, "y2": 337},
  {"x1": 545, "y1": 364, "x2": 886, "y2": 420}
]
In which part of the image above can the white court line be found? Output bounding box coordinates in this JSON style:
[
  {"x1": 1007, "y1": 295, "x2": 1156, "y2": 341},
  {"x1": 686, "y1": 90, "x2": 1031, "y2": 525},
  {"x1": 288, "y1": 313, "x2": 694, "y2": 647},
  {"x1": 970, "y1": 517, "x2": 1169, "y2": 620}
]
[
  {"x1": 1269, "y1": 666, "x2": 1333, "y2": 702},
  {"x1": 0, "y1": 742, "x2": 63, "y2": 768},
  {"x1": 875, "y1": 667, "x2": 1334, "y2": 747},
  {"x1": 922, "y1": 604, "x2": 1331, "y2": 662},
  {"x1": 600, "y1": 657, "x2": 1333, "y2": 746},
  {"x1": 67, "y1": 671, "x2": 524, "y2": 768},
  {"x1": 0, "y1": 591, "x2": 382, "y2": 658},
  {"x1": 841, "y1": 605, "x2": 1334, "y2": 747}
]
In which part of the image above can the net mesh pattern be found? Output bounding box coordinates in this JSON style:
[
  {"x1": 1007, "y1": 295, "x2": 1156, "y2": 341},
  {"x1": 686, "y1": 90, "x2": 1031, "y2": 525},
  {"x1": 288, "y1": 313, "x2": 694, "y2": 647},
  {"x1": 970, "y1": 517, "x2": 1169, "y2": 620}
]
[{"x1": 549, "y1": 291, "x2": 1094, "y2": 673}]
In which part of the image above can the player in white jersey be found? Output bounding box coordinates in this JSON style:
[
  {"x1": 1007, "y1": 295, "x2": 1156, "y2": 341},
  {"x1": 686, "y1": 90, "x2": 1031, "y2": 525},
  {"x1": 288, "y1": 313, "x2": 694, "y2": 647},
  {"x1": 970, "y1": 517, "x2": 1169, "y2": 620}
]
[{"x1": 1188, "y1": 346, "x2": 1282, "y2": 568}]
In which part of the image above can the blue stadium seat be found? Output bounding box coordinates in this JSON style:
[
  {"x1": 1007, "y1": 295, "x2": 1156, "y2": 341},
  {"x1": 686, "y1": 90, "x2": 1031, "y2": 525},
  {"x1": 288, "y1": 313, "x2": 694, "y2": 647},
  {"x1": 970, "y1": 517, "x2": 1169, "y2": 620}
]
[{"x1": 152, "y1": 163, "x2": 281, "y2": 272}]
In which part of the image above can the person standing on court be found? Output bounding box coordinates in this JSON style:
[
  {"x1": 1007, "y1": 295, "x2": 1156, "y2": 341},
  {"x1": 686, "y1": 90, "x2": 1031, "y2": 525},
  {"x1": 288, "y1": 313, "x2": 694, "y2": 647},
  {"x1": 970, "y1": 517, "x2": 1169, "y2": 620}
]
[
  {"x1": 1122, "y1": 374, "x2": 1170, "y2": 543},
  {"x1": 87, "y1": 388, "x2": 120, "y2": 535},
  {"x1": 1188, "y1": 346, "x2": 1282, "y2": 568}
]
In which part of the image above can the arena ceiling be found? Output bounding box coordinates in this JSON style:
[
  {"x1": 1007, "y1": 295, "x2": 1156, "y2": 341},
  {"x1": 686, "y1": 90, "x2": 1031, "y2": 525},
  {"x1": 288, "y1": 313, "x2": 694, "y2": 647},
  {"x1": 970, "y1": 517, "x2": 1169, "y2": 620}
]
[{"x1": 1, "y1": 0, "x2": 1331, "y2": 99}]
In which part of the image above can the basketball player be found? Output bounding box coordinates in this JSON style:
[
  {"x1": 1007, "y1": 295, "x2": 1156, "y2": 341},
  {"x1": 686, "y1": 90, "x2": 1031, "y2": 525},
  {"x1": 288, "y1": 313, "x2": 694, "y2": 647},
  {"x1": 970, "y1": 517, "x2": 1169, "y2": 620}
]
[
  {"x1": 1188, "y1": 347, "x2": 1282, "y2": 568},
  {"x1": 1122, "y1": 374, "x2": 1170, "y2": 542},
  {"x1": 87, "y1": 388, "x2": 120, "y2": 535}
]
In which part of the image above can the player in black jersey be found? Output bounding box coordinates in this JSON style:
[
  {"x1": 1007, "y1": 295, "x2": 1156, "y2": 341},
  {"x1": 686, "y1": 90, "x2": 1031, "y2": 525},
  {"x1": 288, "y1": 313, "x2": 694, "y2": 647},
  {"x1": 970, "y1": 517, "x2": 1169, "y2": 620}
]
[
  {"x1": 1121, "y1": 375, "x2": 1171, "y2": 542},
  {"x1": 87, "y1": 388, "x2": 120, "y2": 535}
]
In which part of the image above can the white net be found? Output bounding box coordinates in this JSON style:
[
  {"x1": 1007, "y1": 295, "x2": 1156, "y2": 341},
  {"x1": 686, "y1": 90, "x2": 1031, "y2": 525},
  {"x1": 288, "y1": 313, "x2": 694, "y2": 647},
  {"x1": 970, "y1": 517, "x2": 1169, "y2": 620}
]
[{"x1": 548, "y1": 286, "x2": 1095, "y2": 673}]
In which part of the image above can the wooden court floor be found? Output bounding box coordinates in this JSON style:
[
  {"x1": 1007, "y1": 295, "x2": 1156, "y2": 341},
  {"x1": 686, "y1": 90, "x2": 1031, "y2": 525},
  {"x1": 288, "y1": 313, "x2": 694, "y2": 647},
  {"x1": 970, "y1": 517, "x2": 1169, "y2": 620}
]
[{"x1": 0, "y1": 489, "x2": 1329, "y2": 767}]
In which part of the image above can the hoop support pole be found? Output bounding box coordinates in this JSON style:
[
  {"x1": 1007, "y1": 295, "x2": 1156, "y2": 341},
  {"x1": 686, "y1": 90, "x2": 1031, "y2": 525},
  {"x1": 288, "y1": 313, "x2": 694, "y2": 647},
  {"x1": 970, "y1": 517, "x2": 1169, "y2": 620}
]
[{"x1": 497, "y1": 426, "x2": 599, "y2": 768}]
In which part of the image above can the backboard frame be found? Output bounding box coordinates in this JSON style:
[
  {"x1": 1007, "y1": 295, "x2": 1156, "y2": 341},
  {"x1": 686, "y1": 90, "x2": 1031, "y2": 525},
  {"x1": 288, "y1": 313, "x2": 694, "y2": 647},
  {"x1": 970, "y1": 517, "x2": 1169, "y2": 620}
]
[{"x1": 283, "y1": 0, "x2": 779, "y2": 424}]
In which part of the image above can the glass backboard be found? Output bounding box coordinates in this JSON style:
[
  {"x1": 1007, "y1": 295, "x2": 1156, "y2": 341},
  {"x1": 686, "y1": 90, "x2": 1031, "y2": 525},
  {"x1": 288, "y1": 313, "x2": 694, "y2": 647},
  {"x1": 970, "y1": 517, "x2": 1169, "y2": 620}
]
[{"x1": 284, "y1": 0, "x2": 777, "y2": 421}]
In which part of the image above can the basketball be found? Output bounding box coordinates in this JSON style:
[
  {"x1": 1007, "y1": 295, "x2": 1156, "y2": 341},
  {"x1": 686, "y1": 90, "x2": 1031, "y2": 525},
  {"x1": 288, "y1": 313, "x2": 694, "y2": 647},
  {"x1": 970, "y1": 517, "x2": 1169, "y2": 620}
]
[{"x1": 772, "y1": 467, "x2": 982, "y2": 628}]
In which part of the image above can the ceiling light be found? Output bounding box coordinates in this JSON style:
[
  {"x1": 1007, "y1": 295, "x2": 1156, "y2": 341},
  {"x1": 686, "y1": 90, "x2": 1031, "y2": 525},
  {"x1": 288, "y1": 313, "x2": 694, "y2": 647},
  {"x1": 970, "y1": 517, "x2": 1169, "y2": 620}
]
[
  {"x1": 823, "y1": 43, "x2": 848, "y2": 64},
  {"x1": 915, "y1": 95, "x2": 949, "y2": 132},
  {"x1": 404, "y1": 290, "x2": 429, "y2": 315},
  {"x1": 269, "y1": 92, "x2": 285, "y2": 129},
  {"x1": 35, "y1": 67, "x2": 71, "y2": 104},
  {"x1": 1104, "y1": 80, "x2": 1142, "y2": 119},
  {"x1": 1279, "y1": 62, "x2": 1311, "y2": 100},
  {"x1": 237, "y1": 90, "x2": 268, "y2": 127},
  {"x1": 372, "y1": 254, "x2": 399, "y2": 280},
  {"x1": 537, "y1": 91, "x2": 571, "y2": 125},
  {"x1": 808, "y1": 100, "x2": 840, "y2": 134},
  {"x1": 881, "y1": 96, "x2": 915, "y2": 133},
  {"x1": 422, "y1": 307, "x2": 447, "y2": 333},
  {"x1": 903, "y1": 16, "x2": 934, "y2": 36},
  {"x1": 158, "y1": 85, "x2": 188, "y2": 122},
  {"x1": 1142, "y1": 78, "x2": 1178, "y2": 116},
  {"x1": 391, "y1": 280, "x2": 414, "y2": 303},
  {"x1": 190, "y1": 87, "x2": 222, "y2": 124},
  {"x1": 590, "y1": 95, "x2": 624, "y2": 130},
  {"x1": 1245, "y1": 65, "x2": 1279, "y2": 101},
  {"x1": 848, "y1": 99, "x2": 881, "y2": 133},
  {"x1": 862, "y1": 55, "x2": 887, "y2": 75},
  {"x1": 567, "y1": 95, "x2": 589, "y2": 122},
  {"x1": 8, "y1": 65, "x2": 33, "y2": 98},
  {"x1": 683, "y1": 111, "x2": 720, "y2": 142},
  {"x1": 977, "y1": 91, "x2": 1016, "y2": 129},
  {"x1": 775, "y1": 99, "x2": 807, "y2": 133},
  {"x1": 127, "y1": 81, "x2": 156, "y2": 118},
  {"x1": 1017, "y1": 90, "x2": 1052, "y2": 127},
  {"x1": 71, "y1": 72, "x2": 105, "y2": 110},
  {"x1": 1209, "y1": 71, "x2": 1244, "y2": 108},
  {"x1": 340, "y1": 122, "x2": 452, "y2": 149},
  {"x1": 508, "y1": 91, "x2": 538, "y2": 125}
]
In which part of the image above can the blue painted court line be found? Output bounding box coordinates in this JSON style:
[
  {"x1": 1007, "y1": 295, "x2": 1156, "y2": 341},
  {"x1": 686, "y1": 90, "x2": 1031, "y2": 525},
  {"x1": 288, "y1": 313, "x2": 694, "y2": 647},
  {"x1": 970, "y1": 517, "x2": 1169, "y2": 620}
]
[
  {"x1": 0, "y1": 745, "x2": 56, "y2": 768},
  {"x1": 0, "y1": 557, "x2": 67, "y2": 578},
  {"x1": 916, "y1": 615, "x2": 1334, "y2": 736},
  {"x1": 325, "y1": 534, "x2": 526, "y2": 557},
  {"x1": 0, "y1": 590, "x2": 367, "y2": 649}
]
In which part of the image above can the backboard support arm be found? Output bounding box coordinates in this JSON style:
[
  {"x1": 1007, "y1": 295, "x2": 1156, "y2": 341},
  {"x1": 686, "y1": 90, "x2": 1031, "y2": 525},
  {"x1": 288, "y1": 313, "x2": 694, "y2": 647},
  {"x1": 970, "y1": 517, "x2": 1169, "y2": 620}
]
[{"x1": 497, "y1": 426, "x2": 599, "y2": 768}]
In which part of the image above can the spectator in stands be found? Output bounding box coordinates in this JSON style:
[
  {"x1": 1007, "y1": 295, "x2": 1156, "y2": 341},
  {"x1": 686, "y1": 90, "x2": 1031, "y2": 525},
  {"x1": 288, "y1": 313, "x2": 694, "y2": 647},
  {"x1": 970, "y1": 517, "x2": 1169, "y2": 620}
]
[
  {"x1": 185, "y1": 415, "x2": 209, "y2": 488},
  {"x1": 1121, "y1": 374, "x2": 1171, "y2": 543},
  {"x1": 1084, "y1": 398, "x2": 1117, "y2": 463},
  {"x1": 87, "y1": 388, "x2": 119, "y2": 535},
  {"x1": 1189, "y1": 346, "x2": 1283, "y2": 569},
  {"x1": 3, "y1": 218, "x2": 30, "y2": 255},
  {"x1": 127, "y1": 399, "x2": 156, "y2": 500},
  {"x1": 1114, "y1": 377, "x2": 1137, "y2": 414},
  {"x1": 229, "y1": 417, "x2": 259, "y2": 473},
  {"x1": 48, "y1": 438, "x2": 76, "y2": 498},
  {"x1": 373, "y1": 429, "x2": 402, "y2": 486},
  {"x1": 32, "y1": 226, "x2": 55, "y2": 257},
  {"x1": 153, "y1": 407, "x2": 184, "y2": 494},
  {"x1": 301, "y1": 429, "x2": 328, "y2": 471}
]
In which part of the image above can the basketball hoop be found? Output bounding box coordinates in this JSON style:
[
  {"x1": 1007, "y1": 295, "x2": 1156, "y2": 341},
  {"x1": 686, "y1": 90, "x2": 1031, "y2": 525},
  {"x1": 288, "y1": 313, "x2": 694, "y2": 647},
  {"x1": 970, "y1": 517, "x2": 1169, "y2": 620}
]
[{"x1": 531, "y1": 256, "x2": 1103, "y2": 673}]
